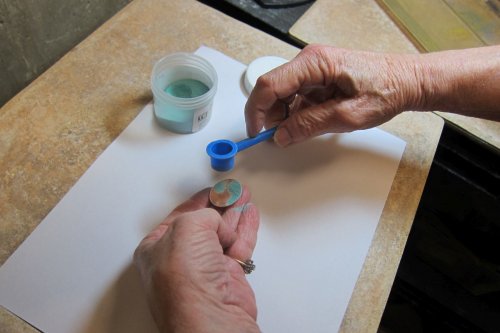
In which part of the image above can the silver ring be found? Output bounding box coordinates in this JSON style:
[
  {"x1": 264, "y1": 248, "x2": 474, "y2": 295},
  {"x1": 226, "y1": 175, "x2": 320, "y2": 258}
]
[{"x1": 233, "y1": 258, "x2": 255, "y2": 274}]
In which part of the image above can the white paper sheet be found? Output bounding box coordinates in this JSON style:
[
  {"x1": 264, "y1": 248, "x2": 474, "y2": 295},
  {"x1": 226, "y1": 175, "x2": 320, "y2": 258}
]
[{"x1": 0, "y1": 46, "x2": 406, "y2": 333}]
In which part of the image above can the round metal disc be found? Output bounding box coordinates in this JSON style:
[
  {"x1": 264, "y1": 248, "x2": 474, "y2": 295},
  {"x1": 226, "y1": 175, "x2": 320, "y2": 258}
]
[{"x1": 209, "y1": 179, "x2": 242, "y2": 208}]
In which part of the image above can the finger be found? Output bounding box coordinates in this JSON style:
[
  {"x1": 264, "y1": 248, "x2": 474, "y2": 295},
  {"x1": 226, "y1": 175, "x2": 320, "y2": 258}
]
[
  {"x1": 161, "y1": 208, "x2": 237, "y2": 254},
  {"x1": 275, "y1": 96, "x2": 388, "y2": 147},
  {"x1": 224, "y1": 258, "x2": 258, "y2": 319},
  {"x1": 274, "y1": 99, "x2": 341, "y2": 147},
  {"x1": 225, "y1": 202, "x2": 260, "y2": 260},
  {"x1": 168, "y1": 188, "x2": 211, "y2": 220},
  {"x1": 263, "y1": 101, "x2": 288, "y2": 130},
  {"x1": 245, "y1": 60, "x2": 306, "y2": 137},
  {"x1": 220, "y1": 185, "x2": 251, "y2": 231},
  {"x1": 302, "y1": 84, "x2": 339, "y2": 104},
  {"x1": 175, "y1": 208, "x2": 237, "y2": 250},
  {"x1": 137, "y1": 188, "x2": 212, "y2": 249}
]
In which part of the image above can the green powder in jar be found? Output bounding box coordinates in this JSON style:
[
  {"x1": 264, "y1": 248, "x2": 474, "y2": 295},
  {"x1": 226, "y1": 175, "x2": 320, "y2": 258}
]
[{"x1": 165, "y1": 79, "x2": 209, "y2": 98}]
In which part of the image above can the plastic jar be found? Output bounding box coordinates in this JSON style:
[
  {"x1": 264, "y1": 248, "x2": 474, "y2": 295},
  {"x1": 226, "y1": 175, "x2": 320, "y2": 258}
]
[{"x1": 151, "y1": 53, "x2": 218, "y2": 133}]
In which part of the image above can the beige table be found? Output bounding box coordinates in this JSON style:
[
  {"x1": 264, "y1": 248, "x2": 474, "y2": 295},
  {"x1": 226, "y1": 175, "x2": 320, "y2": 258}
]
[
  {"x1": 290, "y1": 0, "x2": 500, "y2": 150},
  {"x1": 0, "y1": 1, "x2": 442, "y2": 332}
]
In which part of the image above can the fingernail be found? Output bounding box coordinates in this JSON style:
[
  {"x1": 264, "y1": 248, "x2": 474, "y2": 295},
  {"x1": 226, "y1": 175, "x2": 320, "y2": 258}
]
[
  {"x1": 246, "y1": 126, "x2": 259, "y2": 138},
  {"x1": 274, "y1": 128, "x2": 291, "y2": 147}
]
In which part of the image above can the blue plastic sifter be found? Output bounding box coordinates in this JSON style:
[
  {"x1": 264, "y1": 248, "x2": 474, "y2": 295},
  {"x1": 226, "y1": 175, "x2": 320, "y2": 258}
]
[{"x1": 206, "y1": 127, "x2": 277, "y2": 172}]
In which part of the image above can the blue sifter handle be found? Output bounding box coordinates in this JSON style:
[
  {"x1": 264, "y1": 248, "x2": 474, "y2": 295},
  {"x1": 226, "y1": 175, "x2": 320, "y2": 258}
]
[{"x1": 236, "y1": 127, "x2": 277, "y2": 152}]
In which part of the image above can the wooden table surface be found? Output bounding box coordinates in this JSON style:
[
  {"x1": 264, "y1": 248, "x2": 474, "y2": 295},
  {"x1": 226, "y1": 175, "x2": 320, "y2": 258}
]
[
  {"x1": 290, "y1": 0, "x2": 500, "y2": 150},
  {"x1": 0, "y1": 0, "x2": 443, "y2": 332}
]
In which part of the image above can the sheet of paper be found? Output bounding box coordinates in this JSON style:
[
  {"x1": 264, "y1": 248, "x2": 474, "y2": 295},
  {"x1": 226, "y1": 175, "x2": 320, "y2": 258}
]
[{"x1": 0, "y1": 46, "x2": 406, "y2": 333}]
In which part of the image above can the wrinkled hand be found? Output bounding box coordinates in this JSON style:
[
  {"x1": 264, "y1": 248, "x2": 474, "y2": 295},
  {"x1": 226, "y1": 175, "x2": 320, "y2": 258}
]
[
  {"x1": 245, "y1": 44, "x2": 420, "y2": 147},
  {"x1": 134, "y1": 187, "x2": 260, "y2": 333}
]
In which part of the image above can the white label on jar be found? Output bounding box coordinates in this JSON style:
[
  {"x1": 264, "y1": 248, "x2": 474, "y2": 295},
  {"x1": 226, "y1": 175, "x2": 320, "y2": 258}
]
[{"x1": 192, "y1": 105, "x2": 210, "y2": 132}]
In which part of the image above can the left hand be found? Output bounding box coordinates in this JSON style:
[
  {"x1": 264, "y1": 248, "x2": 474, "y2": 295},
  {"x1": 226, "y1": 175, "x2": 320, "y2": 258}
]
[{"x1": 134, "y1": 187, "x2": 260, "y2": 333}]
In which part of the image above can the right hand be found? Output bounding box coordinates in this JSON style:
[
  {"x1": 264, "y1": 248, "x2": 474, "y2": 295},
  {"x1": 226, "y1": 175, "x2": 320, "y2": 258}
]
[{"x1": 244, "y1": 44, "x2": 421, "y2": 147}]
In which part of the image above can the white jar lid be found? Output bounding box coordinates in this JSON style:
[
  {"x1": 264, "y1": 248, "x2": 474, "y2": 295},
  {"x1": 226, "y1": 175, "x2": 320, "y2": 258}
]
[{"x1": 244, "y1": 56, "x2": 288, "y2": 95}]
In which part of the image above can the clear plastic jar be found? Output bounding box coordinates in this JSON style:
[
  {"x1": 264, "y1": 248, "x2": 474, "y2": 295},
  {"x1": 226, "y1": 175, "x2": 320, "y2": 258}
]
[{"x1": 151, "y1": 53, "x2": 218, "y2": 133}]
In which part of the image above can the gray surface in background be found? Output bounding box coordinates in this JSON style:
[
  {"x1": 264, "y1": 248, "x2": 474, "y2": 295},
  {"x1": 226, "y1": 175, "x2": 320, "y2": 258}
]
[{"x1": 0, "y1": 0, "x2": 132, "y2": 107}]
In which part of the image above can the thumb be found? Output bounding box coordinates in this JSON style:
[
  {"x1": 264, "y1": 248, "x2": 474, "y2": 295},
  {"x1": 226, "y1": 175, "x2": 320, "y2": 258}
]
[
  {"x1": 186, "y1": 208, "x2": 238, "y2": 250},
  {"x1": 274, "y1": 102, "x2": 334, "y2": 147}
]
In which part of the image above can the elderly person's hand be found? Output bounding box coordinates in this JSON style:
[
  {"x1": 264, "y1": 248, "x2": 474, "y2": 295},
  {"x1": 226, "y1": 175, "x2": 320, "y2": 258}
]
[
  {"x1": 134, "y1": 187, "x2": 260, "y2": 333},
  {"x1": 245, "y1": 44, "x2": 418, "y2": 147},
  {"x1": 245, "y1": 44, "x2": 500, "y2": 147}
]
